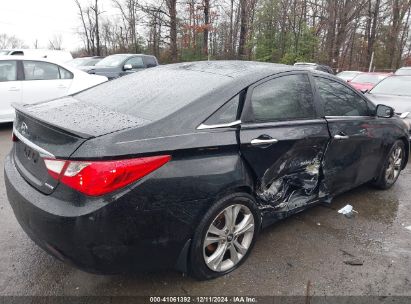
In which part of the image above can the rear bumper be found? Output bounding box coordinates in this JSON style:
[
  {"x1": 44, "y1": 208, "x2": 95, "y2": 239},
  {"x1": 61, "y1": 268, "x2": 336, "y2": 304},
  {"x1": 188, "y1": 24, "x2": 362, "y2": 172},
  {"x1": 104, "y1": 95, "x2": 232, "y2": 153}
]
[{"x1": 4, "y1": 153, "x2": 192, "y2": 274}]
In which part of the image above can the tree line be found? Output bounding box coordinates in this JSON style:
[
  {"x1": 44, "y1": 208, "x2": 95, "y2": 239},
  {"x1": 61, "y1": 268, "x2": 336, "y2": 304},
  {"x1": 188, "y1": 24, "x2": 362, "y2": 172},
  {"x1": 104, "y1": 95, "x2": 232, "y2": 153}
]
[{"x1": 18, "y1": 0, "x2": 411, "y2": 71}]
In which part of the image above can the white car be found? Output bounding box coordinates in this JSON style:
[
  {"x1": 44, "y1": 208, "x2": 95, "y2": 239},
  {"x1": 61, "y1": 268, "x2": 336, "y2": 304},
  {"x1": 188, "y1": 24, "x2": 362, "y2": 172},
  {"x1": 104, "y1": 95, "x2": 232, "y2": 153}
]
[{"x1": 0, "y1": 56, "x2": 108, "y2": 122}]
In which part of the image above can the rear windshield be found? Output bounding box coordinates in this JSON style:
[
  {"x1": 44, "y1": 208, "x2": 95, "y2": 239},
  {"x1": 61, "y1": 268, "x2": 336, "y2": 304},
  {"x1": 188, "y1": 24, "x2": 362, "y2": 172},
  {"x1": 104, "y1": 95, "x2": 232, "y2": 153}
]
[
  {"x1": 75, "y1": 67, "x2": 231, "y2": 121},
  {"x1": 370, "y1": 76, "x2": 411, "y2": 96},
  {"x1": 351, "y1": 73, "x2": 387, "y2": 84},
  {"x1": 395, "y1": 68, "x2": 411, "y2": 76}
]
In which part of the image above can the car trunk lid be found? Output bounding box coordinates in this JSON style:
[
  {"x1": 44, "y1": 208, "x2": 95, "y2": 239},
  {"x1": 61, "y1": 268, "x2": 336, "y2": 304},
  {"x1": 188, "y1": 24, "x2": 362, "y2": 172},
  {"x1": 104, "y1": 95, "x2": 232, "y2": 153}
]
[{"x1": 12, "y1": 99, "x2": 149, "y2": 195}]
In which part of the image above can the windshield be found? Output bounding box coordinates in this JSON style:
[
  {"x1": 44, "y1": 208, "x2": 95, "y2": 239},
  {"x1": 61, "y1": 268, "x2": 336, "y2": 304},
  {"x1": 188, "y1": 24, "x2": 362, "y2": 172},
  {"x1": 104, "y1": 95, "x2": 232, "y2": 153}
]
[
  {"x1": 351, "y1": 73, "x2": 387, "y2": 84},
  {"x1": 75, "y1": 67, "x2": 232, "y2": 121},
  {"x1": 370, "y1": 77, "x2": 411, "y2": 96},
  {"x1": 95, "y1": 55, "x2": 129, "y2": 67},
  {"x1": 0, "y1": 50, "x2": 10, "y2": 55},
  {"x1": 395, "y1": 68, "x2": 411, "y2": 76},
  {"x1": 68, "y1": 58, "x2": 101, "y2": 67}
]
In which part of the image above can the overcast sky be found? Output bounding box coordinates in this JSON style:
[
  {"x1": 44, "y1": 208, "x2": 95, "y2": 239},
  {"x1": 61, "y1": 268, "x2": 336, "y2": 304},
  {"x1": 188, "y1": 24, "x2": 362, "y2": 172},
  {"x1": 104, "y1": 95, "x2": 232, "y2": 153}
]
[{"x1": 0, "y1": 0, "x2": 115, "y2": 51}]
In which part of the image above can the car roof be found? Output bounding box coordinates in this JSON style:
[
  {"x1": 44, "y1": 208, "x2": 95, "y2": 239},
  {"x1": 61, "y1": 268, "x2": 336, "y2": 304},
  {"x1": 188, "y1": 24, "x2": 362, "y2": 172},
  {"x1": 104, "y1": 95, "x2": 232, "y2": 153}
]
[
  {"x1": 0, "y1": 55, "x2": 66, "y2": 64},
  {"x1": 164, "y1": 60, "x2": 304, "y2": 80},
  {"x1": 397, "y1": 67, "x2": 411, "y2": 70}
]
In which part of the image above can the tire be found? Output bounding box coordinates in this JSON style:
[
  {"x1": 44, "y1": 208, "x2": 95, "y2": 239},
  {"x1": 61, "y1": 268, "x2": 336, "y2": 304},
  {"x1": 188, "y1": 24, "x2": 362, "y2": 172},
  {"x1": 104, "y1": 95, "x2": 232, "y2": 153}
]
[
  {"x1": 372, "y1": 140, "x2": 405, "y2": 190},
  {"x1": 189, "y1": 192, "x2": 261, "y2": 280}
]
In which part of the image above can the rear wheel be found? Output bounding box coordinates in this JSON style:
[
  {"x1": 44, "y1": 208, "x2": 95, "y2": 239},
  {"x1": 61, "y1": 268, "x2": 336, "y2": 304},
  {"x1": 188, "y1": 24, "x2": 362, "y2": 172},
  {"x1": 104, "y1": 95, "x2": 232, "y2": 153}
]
[
  {"x1": 372, "y1": 140, "x2": 405, "y2": 189},
  {"x1": 189, "y1": 193, "x2": 260, "y2": 280}
]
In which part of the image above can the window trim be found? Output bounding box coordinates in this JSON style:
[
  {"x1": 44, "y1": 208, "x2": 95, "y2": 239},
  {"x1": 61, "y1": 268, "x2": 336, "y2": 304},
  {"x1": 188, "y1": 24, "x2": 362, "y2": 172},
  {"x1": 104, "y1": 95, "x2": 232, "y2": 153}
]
[
  {"x1": 241, "y1": 71, "x2": 319, "y2": 124},
  {"x1": 312, "y1": 74, "x2": 373, "y2": 118}
]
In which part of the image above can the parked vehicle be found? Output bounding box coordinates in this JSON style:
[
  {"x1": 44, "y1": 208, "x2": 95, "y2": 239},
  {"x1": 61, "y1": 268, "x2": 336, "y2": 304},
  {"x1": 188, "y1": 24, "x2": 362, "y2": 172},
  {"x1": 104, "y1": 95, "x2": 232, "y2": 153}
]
[
  {"x1": 365, "y1": 75, "x2": 411, "y2": 137},
  {"x1": 0, "y1": 49, "x2": 73, "y2": 62},
  {"x1": 336, "y1": 71, "x2": 362, "y2": 82},
  {"x1": 0, "y1": 56, "x2": 107, "y2": 122},
  {"x1": 348, "y1": 72, "x2": 390, "y2": 92},
  {"x1": 394, "y1": 67, "x2": 411, "y2": 76},
  {"x1": 293, "y1": 62, "x2": 334, "y2": 74},
  {"x1": 88, "y1": 54, "x2": 158, "y2": 79},
  {"x1": 5, "y1": 61, "x2": 408, "y2": 280},
  {"x1": 66, "y1": 56, "x2": 104, "y2": 72}
]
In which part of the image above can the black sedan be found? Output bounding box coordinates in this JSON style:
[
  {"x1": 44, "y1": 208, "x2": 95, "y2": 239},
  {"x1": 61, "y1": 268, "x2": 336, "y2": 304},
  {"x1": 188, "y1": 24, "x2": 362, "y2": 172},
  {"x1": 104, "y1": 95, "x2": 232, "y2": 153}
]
[
  {"x1": 5, "y1": 61, "x2": 409, "y2": 280},
  {"x1": 88, "y1": 53, "x2": 158, "y2": 79}
]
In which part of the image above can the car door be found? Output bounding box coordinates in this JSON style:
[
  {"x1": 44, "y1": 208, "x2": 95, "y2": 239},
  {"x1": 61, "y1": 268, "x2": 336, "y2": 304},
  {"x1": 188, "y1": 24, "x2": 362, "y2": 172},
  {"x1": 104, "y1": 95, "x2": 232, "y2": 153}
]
[
  {"x1": 312, "y1": 75, "x2": 383, "y2": 196},
  {"x1": 21, "y1": 60, "x2": 73, "y2": 104},
  {"x1": 239, "y1": 72, "x2": 330, "y2": 212},
  {"x1": 0, "y1": 60, "x2": 22, "y2": 121}
]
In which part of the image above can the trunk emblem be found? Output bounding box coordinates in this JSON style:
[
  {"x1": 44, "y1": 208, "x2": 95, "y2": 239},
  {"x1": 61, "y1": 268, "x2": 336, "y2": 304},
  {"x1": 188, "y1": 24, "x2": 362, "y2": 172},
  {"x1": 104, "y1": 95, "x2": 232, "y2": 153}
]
[{"x1": 20, "y1": 122, "x2": 28, "y2": 136}]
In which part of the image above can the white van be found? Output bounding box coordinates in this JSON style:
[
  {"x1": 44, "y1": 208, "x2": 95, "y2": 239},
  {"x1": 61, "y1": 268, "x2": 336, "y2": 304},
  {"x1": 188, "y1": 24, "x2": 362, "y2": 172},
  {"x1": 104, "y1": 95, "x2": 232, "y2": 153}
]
[{"x1": 0, "y1": 49, "x2": 73, "y2": 63}]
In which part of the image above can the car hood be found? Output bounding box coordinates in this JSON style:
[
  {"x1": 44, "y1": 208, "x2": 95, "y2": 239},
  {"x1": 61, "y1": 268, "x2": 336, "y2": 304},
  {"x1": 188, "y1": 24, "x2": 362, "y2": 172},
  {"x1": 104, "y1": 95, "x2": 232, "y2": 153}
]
[
  {"x1": 14, "y1": 96, "x2": 150, "y2": 138},
  {"x1": 366, "y1": 93, "x2": 411, "y2": 113}
]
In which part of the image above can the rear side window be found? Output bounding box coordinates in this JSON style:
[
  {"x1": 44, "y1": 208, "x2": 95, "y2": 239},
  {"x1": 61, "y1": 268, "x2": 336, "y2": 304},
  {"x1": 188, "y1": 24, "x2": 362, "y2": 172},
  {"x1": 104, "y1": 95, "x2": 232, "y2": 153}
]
[
  {"x1": 23, "y1": 61, "x2": 60, "y2": 80},
  {"x1": 314, "y1": 77, "x2": 369, "y2": 116},
  {"x1": 0, "y1": 60, "x2": 17, "y2": 82},
  {"x1": 59, "y1": 67, "x2": 73, "y2": 79},
  {"x1": 203, "y1": 94, "x2": 240, "y2": 125},
  {"x1": 145, "y1": 56, "x2": 157, "y2": 67},
  {"x1": 250, "y1": 74, "x2": 315, "y2": 122}
]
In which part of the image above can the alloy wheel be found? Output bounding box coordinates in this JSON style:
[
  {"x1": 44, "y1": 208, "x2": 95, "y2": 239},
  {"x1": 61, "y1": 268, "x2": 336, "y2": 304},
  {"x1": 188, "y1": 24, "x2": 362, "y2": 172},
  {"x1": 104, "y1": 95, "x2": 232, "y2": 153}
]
[
  {"x1": 203, "y1": 204, "x2": 255, "y2": 272},
  {"x1": 385, "y1": 145, "x2": 403, "y2": 184}
]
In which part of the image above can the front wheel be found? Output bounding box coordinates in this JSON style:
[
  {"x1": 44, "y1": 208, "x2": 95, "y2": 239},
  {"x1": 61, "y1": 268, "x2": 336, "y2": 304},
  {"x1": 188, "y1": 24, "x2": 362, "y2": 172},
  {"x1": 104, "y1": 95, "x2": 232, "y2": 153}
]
[
  {"x1": 189, "y1": 193, "x2": 260, "y2": 280},
  {"x1": 372, "y1": 140, "x2": 405, "y2": 189}
]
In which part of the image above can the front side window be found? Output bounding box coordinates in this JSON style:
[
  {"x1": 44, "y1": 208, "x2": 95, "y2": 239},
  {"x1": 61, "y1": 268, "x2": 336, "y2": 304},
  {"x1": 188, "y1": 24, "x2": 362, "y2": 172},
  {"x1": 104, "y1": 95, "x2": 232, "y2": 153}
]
[
  {"x1": 125, "y1": 57, "x2": 144, "y2": 69},
  {"x1": 250, "y1": 74, "x2": 315, "y2": 122},
  {"x1": 23, "y1": 61, "x2": 60, "y2": 80},
  {"x1": 314, "y1": 77, "x2": 369, "y2": 116},
  {"x1": 0, "y1": 60, "x2": 17, "y2": 82}
]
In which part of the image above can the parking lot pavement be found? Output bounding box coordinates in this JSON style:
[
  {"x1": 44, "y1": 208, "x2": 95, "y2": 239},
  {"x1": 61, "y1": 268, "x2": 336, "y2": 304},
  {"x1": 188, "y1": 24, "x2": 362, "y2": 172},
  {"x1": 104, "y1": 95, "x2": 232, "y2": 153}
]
[{"x1": 0, "y1": 123, "x2": 410, "y2": 297}]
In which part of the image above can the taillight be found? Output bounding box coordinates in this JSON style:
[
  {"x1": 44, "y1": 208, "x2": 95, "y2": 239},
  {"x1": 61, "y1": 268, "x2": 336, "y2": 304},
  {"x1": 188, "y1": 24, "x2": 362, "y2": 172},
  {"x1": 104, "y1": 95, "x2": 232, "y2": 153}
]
[{"x1": 44, "y1": 155, "x2": 171, "y2": 196}]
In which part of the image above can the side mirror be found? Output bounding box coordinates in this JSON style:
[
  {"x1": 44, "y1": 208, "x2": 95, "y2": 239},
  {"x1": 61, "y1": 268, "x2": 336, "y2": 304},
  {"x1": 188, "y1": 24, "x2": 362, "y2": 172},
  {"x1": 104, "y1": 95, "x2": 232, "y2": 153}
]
[
  {"x1": 376, "y1": 104, "x2": 394, "y2": 118},
  {"x1": 123, "y1": 64, "x2": 133, "y2": 71}
]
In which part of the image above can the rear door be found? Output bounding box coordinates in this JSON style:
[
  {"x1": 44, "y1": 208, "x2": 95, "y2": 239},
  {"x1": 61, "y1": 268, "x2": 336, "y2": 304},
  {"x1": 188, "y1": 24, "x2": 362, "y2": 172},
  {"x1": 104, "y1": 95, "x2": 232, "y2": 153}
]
[
  {"x1": 21, "y1": 60, "x2": 73, "y2": 103},
  {"x1": 239, "y1": 72, "x2": 330, "y2": 211},
  {"x1": 0, "y1": 60, "x2": 21, "y2": 121},
  {"x1": 312, "y1": 75, "x2": 383, "y2": 195}
]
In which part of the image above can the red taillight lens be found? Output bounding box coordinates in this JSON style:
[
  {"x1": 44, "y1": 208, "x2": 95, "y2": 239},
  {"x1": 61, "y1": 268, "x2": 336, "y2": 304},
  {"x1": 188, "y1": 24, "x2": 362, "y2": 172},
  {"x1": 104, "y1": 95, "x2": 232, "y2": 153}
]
[{"x1": 44, "y1": 155, "x2": 171, "y2": 196}]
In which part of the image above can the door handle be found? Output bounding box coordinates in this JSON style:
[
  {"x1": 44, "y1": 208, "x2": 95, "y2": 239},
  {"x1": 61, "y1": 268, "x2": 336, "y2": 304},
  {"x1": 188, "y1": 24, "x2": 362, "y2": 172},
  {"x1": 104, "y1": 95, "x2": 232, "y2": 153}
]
[
  {"x1": 334, "y1": 134, "x2": 349, "y2": 140},
  {"x1": 57, "y1": 85, "x2": 67, "y2": 89},
  {"x1": 251, "y1": 138, "x2": 278, "y2": 146},
  {"x1": 8, "y1": 87, "x2": 19, "y2": 91}
]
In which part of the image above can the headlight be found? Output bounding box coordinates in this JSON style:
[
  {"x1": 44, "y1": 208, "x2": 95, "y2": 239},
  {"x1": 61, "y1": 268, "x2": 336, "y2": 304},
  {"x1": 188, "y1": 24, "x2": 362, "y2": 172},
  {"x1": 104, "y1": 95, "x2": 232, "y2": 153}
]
[{"x1": 400, "y1": 112, "x2": 410, "y2": 119}]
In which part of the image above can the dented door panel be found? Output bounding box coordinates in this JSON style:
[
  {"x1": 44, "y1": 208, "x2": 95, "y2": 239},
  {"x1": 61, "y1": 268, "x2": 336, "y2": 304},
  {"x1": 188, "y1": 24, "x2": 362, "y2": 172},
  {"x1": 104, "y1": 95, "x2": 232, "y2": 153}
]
[
  {"x1": 322, "y1": 116, "x2": 384, "y2": 196},
  {"x1": 239, "y1": 119, "x2": 330, "y2": 211}
]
